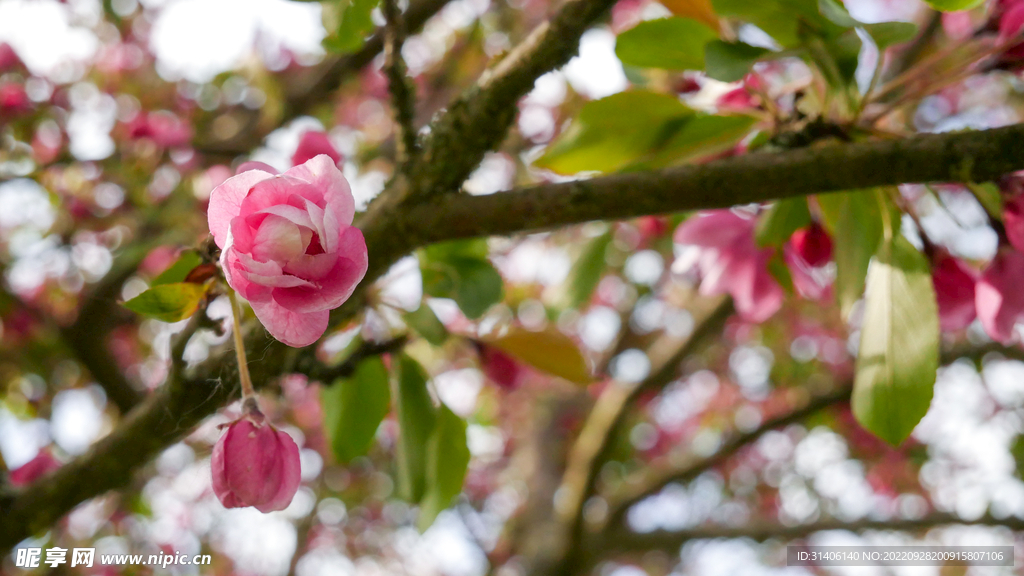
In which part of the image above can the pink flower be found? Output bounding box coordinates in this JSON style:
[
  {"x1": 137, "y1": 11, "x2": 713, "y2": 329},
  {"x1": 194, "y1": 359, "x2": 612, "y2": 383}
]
[
  {"x1": 479, "y1": 345, "x2": 526, "y2": 390},
  {"x1": 932, "y1": 253, "x2": 977, "y2": 332},
  {"x1": 9, "y1": 449, "x2": 61, "y2": 486},
  {"x1": 942, "y1": 11, "x2": 975, "y2": 40},
  {"x1": 976, "y1": 250, "x2": 1024, "y2": 343},
  {"x1": 789, "y1": 223, "x2": 833, "y2": 268},
  {"x1": 208, "y1": 155, "x2": 367, "y2": 347},
  {"x1": 0, "y1": 43, "x2": 21, "y2": 72},
  {"x1": 127, "y1": 111, "x2": 192, "y2": 148},
  {"x1": 292, "y1": 130, "x2": 342, "y2": 167},
  {"x1": 0, "y1": 83, "x2": 30, "y2": 115},
  {"x1": 211, "y1": 415, "x2": 301, "y2": 512},
  {"x1": 1001, "y1": 2, "x2": 1024, "y2": 41},
  {"x1": 674, "y1": 210, "x2": 783, "y2": 322},
  {"x1": 1004, "y1": 194, "x2": 1024, "y2": 253}
]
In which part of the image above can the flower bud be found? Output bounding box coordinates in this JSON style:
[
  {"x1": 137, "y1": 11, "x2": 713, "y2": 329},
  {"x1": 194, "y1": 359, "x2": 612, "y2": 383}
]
[
  {"x1": 211, "y1": 415, "x2": 301, "y2": 512},
  {"x1": 291, "y1": 130, "x2": 342, "y2": 167},
  {"x1": 789, "y1": 223, "x2": 833, "y2": 268},
  {"x1": 932, "y1": 254, "x2": 976, "y2": 331},
  {"x1": 976, "y1": 249, "x2": 1024, "y2": 343}
]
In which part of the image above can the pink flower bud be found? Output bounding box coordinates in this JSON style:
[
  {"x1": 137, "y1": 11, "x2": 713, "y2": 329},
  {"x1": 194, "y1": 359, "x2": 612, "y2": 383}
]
[
  {"x1": 1004, "y1": 194, "x2": 1024, "y2": 253},
  {"x1": 976, "y1": 250, "x2": 1024, "y2": 343},
  {"x1": 932, "y1": 254, "x2": 977, "y2": 331},
  {"x1": 291, "y1": 130, "x2": 342, "y2": 167},
  {"x1": 480, "y1": 345, "x2": 525, "y2": 390},
  {"x1": 1001, "y1": 2, "x2": 1024, "y2": 41},
  {"x1": 789, "y1": 223, "x2": 833, "y2": 267},
  {"x1": 9, "y1": 449, "x2": 61, "y2": 486},
  {"x1": 211, "y1": 415, "x2": 301, "y2": 513},
  {"x1": 0, "y1": 83, "x2": 30, "y2": 115}
]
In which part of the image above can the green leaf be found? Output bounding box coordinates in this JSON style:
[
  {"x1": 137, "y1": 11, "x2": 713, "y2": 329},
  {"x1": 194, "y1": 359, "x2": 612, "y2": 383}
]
[
  {"x1": 405, "y1": 304, "x2": 449, "y2": 346},
  {"x1": 615, "y1": 17, "x2": 719, "y2": 71},
  {"x1": 817, "y1": 191, "x2": 885, "y2": 319},
  {"x1": 712, "y1": 0, "x2": 843, "y2": 46},
  {"x1": 817, "y1": 0, "x2": 917, "y2": 50},
  {"x1": 151, "y1": 251, "x2": 202, "y2": 286},
  {"x1": 535, "y1": 91, "x2": 694, "y2": 175},
  {"x1": 323, "y1": 0, "x2": 380, "y2": 54},
  {"x1": 557, "y1": 230, "x2": 613, "y2": 309},
  {"x1": 852, "y1": 234, "x2": 939, "y2": 446},
  {"x1": 1011, "y1": 435, "x2": 1024, "y2": 478},
  {"x1": 483, "y1": 326, "x2": 592, "y2": 385},
  {"x1": 322, "y1": 357, "x2": 391, "y2": 463},
  {"x1": 755, "y1": 198, "x2": 811, "y2": 247},
  {"x1": 420, "y1": 240, "x2": 505, "y2": 319},
  {"x1": 394, "y1": 354, "x2": 437, "y2": 503},
  {"x1": 921, "y1": 0, "x2": 985, "y2": 12},
  {"x1": 863, "y1": 21, "x2": 918, "y2": 51},
  {"x1": 817, "y1": 0, "x2": 858, "y2": 27},
  {"x1": 626, "y1": 114, "x2": 756, "y2": 170},
  {"x1": 967, "y1": 183, "x2": 1004, "y2": 220},
  {"x1": 417, "y1": 405, "x2": 470, "y2": 531},
  {"x1": 704, "y1": 40, "x2": 771, "y2": 82},
  {"x1": 123, "y1": 283, "x2": 207, "y2": 322}
]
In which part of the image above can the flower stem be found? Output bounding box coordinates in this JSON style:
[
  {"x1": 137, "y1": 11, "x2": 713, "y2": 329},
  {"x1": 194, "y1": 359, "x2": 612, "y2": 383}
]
[{"x1": 227, "y1": 288, "x2": 256, "y2": 401}]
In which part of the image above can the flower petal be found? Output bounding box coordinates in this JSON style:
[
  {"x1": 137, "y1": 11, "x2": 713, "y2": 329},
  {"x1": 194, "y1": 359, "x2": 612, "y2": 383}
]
[
  {"x1": 255, "y1": 429, "x2": 301, "y2": 512},
  {"x1": 251, "y1": 214, "x2": 306, "y2": 263},
  {"x1": 272, "y1": 228, "x2": 368, "y2": 313},
  {"x1": 284, "y1": 155, "x2": 355, "y2": 227},
  {"x1": 208, "y1": 170, "x2": 276, "y2": 248},
  {"x1": 251, "y1": 299, "x2": 330, "y2": 347}
]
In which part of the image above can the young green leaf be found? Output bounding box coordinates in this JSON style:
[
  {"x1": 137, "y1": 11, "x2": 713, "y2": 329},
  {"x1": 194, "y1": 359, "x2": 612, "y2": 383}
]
[
  {"x1": 626, "y1": 114, "x2": 756, "y2": 171},
  {"x1": 420, "y1": 239, "x2": 505, "y2": 319},
  {"x1": 405, "y1": 304, "x2": 449, "y2": 346},
  {"x1": 818, "y1": 191, "x2": 885, "y2": 319},
  {"x1": 921, "y1": 0, "x2": 985, "y2": 11},
  {"x1": 755, "y1": 198, "x2": 812, "y2": 247},
  {"x1": 535, "y1": 91, "x2": 694, "y2": 175},
  {"x1": 712, "y1": 0, "x2": 843, "y2": 47},
  {"x1": 615, "y1": 17, "x2": 719, "y2": 71},
  {"x1": 483, "y1": 326, "x2": 592, "y2": 385},
  {"x1": 417, "y1": 405, "x2": 470, "y2": 531},
  {"x1": 394, "y1": 355, "x2": 437, "y2": 503},
  {"x1": 967, "y1": 183, "x2": 1004, "y2": 220},
  {"x1": 557, "y1": 230, "x2": 613, "y2": 310},
  {"x1": 151, "y1": 250, "x2": 202, "y2": 286},
  {"x1": 322, "y1": 357, "x2": 391, "y2": 463},
  {"x1": 323, "y1": 0, "x2": 380, "y2": 54},
  {"x1": 852, "y1": 234, "x2": 939, "y2": 446},
  {"x1": 704, "y1": 40, "x2": 771, "y2": 82},
  {"x1": 863, "y1": 21, "x2": 918, "y2": 51},
  {"x1": 123, "y1": 283, "x2": 207, "y2": 322}
]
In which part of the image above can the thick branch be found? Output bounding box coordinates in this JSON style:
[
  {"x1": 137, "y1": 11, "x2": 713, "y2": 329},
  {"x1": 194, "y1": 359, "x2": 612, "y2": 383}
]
[{"x1": 400, "y1": 123, "x2": 1024, "y2": 243}]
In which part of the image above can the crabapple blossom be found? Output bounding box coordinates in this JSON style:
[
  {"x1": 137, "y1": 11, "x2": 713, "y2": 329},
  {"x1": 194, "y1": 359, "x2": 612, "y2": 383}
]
[
  {"x1": 211, "y1": 413, "x2": 301, "y2": 512},
  {"x1": 208, "y1": 155, "x2": 367, "y2": 347}
]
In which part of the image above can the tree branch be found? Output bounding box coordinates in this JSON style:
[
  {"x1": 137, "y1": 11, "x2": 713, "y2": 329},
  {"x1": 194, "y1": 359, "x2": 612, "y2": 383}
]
[
  {"x1": 602, "y1": 384, "x2": 855, "y2": 534},
  {"x1": 595, "y1": 513, "x2": 1024, "y2": 558},
  {"x1": 381, "y1": 0, "x2": 419, "y2": 164},
  {"x1": 399, "y1": 123, "x2": 1024, "y2": 244}
]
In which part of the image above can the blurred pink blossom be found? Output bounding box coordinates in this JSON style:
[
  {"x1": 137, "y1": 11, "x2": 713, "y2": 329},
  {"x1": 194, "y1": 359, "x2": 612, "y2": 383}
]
[
  {"x1": 976, "y1": 249, "x2": 1024, "y2": 343},
  {"x1": 932, "y1": 253, "x2": 977, "y2": 331},
  {"x1": 674, "y1": 210, "x2": 783, "y2": 322},
  {"x1": 291, "y1": 130, "x2": 342, "y2": 167}
]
